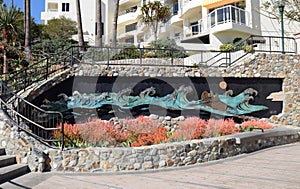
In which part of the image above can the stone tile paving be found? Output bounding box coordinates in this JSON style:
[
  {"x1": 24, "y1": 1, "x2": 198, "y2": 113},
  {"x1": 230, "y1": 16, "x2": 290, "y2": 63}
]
[{"x1": 2, "y1": 142, "x2": 298, "y2": 189}]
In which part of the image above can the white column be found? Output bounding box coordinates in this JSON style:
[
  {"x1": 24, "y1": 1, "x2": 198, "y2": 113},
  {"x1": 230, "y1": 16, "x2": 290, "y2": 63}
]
[{"x1": 294, "y1": 32, "x2": 300, "y2": 54}]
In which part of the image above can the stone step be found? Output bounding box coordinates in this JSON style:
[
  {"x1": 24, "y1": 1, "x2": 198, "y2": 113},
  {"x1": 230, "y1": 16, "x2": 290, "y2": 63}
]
[
  {"x1": 0, "y1": 155, "x2": 16, "y2": 168},
  {"x1": 0, "y1": 164, "x2": 28, "y2": 184},
  {"x1": 0, "y1": 148, "x2": 5, "y2": 156}
]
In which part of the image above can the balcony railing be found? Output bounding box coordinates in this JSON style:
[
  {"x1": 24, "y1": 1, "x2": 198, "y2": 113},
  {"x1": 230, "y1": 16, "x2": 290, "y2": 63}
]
[
  {"x1": 119, "y1": 5, "x2": 139, "y2": 16},
  {"x1": 184, "y1": 5, "x2": 250, "y2": 38}
]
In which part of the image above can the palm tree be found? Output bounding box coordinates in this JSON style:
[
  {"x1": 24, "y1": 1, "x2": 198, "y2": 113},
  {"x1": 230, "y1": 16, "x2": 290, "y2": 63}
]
[
  {"x1": 95, "y1": 0, "x2": 102, "y2": 47},
  {"x1": 112, "y1": 0, "x2": 119, "y2": 48},
  {"x1": 141, "y1": 1, "x2": 170, "y2": 41},
  {"x1": 0, "y1": 5, "x2": 22, "y2": 80},
  {"x1": 24, "y1": 0, "x2": 31, "y2": 60},
  {"x1": 75, "y1": 0, "x2": 84, "y2": 50}
]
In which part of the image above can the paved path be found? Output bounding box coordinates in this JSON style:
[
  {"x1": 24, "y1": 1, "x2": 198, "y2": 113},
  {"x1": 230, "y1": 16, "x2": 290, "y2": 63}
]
[{"x1": 1, "y1": 142, "x2": 300, "y2": 189}]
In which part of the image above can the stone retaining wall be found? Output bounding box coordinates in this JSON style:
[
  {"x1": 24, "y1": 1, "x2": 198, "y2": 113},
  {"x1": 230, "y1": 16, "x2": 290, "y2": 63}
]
[
  {"x1": 1, "y1": 114, "x2": 299, "y2": 173},
  {"x1": 2, "y1": 53, "x2": 299, "y2": 173}
]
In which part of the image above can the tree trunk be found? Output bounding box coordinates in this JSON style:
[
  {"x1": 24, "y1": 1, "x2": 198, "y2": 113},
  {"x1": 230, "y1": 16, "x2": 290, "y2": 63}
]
[
  {"x1": 2, "y1": 29, "x2": 7, "y2": 81},
  {"x1": 75, "y1": 0, "x2": 85, "y2": 50},
  {"x1": 95, "y1": 0, "x2": 102, "y2": 47},
  {"x1": 24, "y1": 0, "x2": 31, "y2": 62},
  {"x1": 3, "y1": 50, "x2": 7, "y2": 81},
  {"x1": 112, "y1": 0, "x2": 120, "y2": 48},
  {"x1": 154, "y1": 20, "x2": 159, "y2": 42}
]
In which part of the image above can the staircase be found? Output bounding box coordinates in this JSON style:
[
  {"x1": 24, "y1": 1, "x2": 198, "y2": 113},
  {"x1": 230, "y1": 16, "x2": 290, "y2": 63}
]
[{"x1": 0, "y1": 147, "x2": 28, "y2": 184}]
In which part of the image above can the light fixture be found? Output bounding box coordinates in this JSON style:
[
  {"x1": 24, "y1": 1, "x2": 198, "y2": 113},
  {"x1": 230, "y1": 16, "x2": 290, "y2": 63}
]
[{"x1": 271, "y1": 0, "x2": 286, "y2": 54}]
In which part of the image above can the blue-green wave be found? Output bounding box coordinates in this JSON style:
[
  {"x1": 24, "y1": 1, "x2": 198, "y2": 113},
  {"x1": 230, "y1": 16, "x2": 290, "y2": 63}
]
[{"x1": 42, "y1": 86, "x2": 268, "y2": 117}]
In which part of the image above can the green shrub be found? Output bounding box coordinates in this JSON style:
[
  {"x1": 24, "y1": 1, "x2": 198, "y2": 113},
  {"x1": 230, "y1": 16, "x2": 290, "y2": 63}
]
[
  {"x1": 219, "y1": 43, "x2": 234, "y2": 52},
  {"x1": 110, "y1": 46, "x2": 140, "y2": 60},
  {"x1": 242, "y1": 45, "x2": 254, "y2": 53},
  {"x1": 150, "y1": 38, "x2": 187, "y2": 58}
]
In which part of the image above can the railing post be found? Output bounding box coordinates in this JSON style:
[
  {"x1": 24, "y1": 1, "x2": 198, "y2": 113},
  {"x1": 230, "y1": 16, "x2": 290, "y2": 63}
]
[
  {"x1": 61, "y1": 121, "x2": 65, "y2": 151},
  {"x1": 45, "y1": 57, "x2": 49, "y2": 80},
  {"x1": 269, "y1": 37, "x2": 272, "y2": 53},
  {"x1": 92, "y1": 47, "x2": 95, "y2": 64},
  {"x1": 139, "y1": 47, "x2": 142, "y2": 65},
  {"x1": 295, "y1": 39, "x2": 297, "y2": 54},
  {"x1": 16, "y1": 98, "x2": 20, "y2": 125},
  {"x1": 23, "y1": 68, "x2": 27, "y2": 91},
  {"x1": 107, "y1": 47, "x2": 110, "y2": 66},
  {"x1": 228, "y1": 51, "x2": 231, "y2": 67},
  {"x1": 171, "y1": 49, "x2": 174, "y2": 65},
  {"x1": 71, "y1": 47, "x2": 74, "y2": 66}
]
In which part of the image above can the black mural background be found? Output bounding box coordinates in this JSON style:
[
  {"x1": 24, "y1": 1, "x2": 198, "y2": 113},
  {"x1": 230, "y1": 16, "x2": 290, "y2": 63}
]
[{"x1": 31, "y1": 76, "x2": 283, "y2": 122}]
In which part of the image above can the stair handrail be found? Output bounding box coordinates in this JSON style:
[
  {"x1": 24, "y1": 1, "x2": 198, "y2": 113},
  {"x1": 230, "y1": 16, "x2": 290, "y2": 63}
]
[
  {"x1": 4, "y1": 46, "x2": 80, "y2": 93},
  {"x1": 0, "y1": 81, "x2": 65, "y2": 149}
]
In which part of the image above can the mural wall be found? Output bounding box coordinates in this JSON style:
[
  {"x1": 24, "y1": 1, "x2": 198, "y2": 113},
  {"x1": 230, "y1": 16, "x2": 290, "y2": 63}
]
[{"x1": 34, "y1": 76, "x2": 283, "y2": 122}]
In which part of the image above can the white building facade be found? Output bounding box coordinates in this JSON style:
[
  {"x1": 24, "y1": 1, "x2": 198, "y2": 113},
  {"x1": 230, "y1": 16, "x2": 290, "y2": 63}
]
[
  {"x1": 41, "y1": 0, "x2": 114, "y2": 45},
  {"x1": 41, "y1": 0, "x2": 300, "y2": 50}
]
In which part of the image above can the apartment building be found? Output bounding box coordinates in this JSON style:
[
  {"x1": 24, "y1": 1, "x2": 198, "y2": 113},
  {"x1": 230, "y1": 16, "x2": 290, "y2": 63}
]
[
  {"x1": 41, "y1": 0, "x2": 114, "y2": 45},
  {"x1": 118, "y1": 0, "x2": 300, "y2": 50},
  {"x1": 41, "y1": 0, "x2": 300, "y2": 50},
  {"x1": 116, "y1": 0, "x2": 182, "y2": 46}
]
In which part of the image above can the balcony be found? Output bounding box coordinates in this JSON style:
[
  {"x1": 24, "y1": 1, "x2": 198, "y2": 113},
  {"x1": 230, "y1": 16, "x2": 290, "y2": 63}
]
[
  {"x1": 183, "y1": 5, "x2": 251, "y2": 39},
  {"x1": 120, "y1": 0, "x2": 130, "y2": 5},
  {"x1": 118, "y1": 5, "x2": 141, "y2": 25},
  {"x1": 118, "y1": 22, "x2": 144, "y2": 41},
  {"x1": 181, "y1": 0, "x2": 201, "y2": 17}
]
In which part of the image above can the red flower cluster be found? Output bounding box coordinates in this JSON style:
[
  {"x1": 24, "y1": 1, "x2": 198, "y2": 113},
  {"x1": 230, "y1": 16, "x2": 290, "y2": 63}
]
[
  {"x1": 240, "y1": 119, "x2": 274, "y2": 131},
  {"x1": 131, "y1": 127, "x2": 168, "y2": 147},
  {"x1": 53, "y1": 116, "x2": 274, "y2": 148},
  {"x1": 171, "y1": 117, "x2": 206, "y2": 140},
  {"x1": 53, "y1": 123, "x2": 83, "y2": 147}
]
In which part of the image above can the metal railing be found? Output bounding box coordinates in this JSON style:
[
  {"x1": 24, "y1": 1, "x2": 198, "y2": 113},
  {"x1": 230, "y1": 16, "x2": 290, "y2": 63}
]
[
  {"x1": 118, "y1": 5, "x2": 139, "y2": 16},
  {"x1": 0, "y1": 46, "x2": 81, "y2": 150},
  {"x1": 4, "y1": 46, "x2": 79, "y2": 93},
  {"x1": 0, "y1": 81, "x2": 65, "y2": 149},
  {"x1": 246, "y1": 35, "x2": 297, "y2": 54},
  {"x1": 77, "y1": 35, "x2": 297, "y2": 68},
  {"x1": 184, "y1": 5, "x2": 250, "y2": 38}
]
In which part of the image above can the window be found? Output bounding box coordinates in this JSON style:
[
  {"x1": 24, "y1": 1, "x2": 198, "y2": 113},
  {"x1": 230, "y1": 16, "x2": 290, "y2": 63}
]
[
  {"x1": 125, "y1": 37, "x2": 134, "y2": 43},
  {"x1": 173, "y1": 3, "x2": 179, "y2": 15},
  {"x1": 125, "y1": 22, "x2": 137, "y2": 32},
  {"x1": 190, "y1": 22, "x2": 199, "y2": 35},
  {"x1": 62, "y1": 3, "x2": 69, "y2": 12},
  {"x1": 210, "y1": 11, "x2": 215, "y2": 27},
  {"x1": 48, "y1": 3, "x2": 58, "y2": 12}
]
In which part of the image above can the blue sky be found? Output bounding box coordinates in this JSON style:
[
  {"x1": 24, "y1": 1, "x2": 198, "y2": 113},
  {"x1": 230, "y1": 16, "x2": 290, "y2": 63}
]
[{"x1": 4, "y1": 0, "x2": 45, "y2": 24}]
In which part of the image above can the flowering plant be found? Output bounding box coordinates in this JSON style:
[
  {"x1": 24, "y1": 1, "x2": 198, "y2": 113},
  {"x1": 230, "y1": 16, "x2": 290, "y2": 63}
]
[{"x1": 53, "y1": 116, "x2": 274, "y2": 148}]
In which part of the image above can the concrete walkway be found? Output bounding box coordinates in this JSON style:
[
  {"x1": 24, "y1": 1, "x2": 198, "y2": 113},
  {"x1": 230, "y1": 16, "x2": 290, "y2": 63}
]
[{"x1": 1, "y1": 142, "x2": 300, "y2": 189}]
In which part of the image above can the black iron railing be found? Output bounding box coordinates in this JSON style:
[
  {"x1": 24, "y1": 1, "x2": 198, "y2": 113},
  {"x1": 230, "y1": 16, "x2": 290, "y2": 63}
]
[
  {"x1": 246, "y1": 35, "x2": 297, "y2": 54},
  {"x1": 4, "y1": 46, "x2": 80, "y2": 93},
  {"x1": 0, "y1": 81, "x2": 64, "y2": 149},
  {"x1": 76, "y1": 46, "x2": 234, "y2": 68},
  {"x1": 74, "y1": 35, "x2": 296, "y2": 68}
]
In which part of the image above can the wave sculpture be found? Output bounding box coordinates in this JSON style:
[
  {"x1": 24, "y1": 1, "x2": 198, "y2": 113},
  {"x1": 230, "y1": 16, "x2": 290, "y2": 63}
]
[{"x1": 41, "y1": 86, "x2": 268, "y2": 117}]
